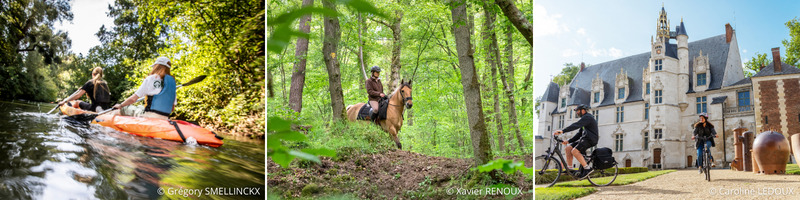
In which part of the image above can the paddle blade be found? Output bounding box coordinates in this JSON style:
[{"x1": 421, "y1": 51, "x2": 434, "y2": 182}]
[
  {"x1": 66, "y1": 113, "x2": 99, "y2": 122},
  {"x1": 180, "y1": 75, "x2": 207, "y2": 87}
]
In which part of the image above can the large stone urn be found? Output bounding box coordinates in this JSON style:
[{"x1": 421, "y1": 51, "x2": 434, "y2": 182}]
[
  {"x1": 792, "y1": 133, "x2": 800, "y2": 166},
  {"x1": 752, "y1": 131, "x2": 791, "y2": 174}
]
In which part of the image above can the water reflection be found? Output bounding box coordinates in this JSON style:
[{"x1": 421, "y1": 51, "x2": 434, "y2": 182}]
[{"x1": 0, "y1": 101, "x2": 265, "y2": 199}]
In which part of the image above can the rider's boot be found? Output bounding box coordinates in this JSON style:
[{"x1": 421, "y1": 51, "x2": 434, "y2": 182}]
[{"x1": 698, "y1": 167, "x2": 703, "y2": 174}]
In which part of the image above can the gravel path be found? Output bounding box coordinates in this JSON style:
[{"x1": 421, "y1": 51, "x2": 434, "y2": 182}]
[{"x1": 579, "y1": 169, "x2": 800, "y2": 199}]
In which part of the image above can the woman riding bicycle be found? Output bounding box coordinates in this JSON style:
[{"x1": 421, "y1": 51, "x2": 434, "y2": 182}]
[{"x1": 693, "y1": 113, "x2": 717, "y2": 174}]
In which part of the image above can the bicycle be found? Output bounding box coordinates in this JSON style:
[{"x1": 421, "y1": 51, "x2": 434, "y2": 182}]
[
  {"x1": 535, "y1": 135, "x2": 618, "y2": 187},
  {"x1": 696, "y1": 135, "x2": 713, "y2": 182}
]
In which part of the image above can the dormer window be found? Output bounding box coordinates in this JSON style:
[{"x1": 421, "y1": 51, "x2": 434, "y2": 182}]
[
  {"x1": 697, "y1": 73, "x2": 707, "y2": 86},
  {"x1": 561, "y1": 98, "x2": 566, "y2": 108},
  {"x1": 654, "y1": 59, "x2": 663, "y2": 71},
  {"x1": 618, "y1": 88, "x2": 625, "y2": 99},
  {"x1": 594, "y1": 92, "x2": 600, "y2": 103}
]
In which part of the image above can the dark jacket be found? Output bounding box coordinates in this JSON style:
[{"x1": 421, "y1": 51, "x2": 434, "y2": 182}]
[
  {"x1": 563, "y1": 113, "x2": 599, "y2": 145},
  {"x1": 693, "y1": 121, "x2": 717, "y2": 147},
  {"x1": 366, "y1": 76, "x2": 384, "y2": 102}
]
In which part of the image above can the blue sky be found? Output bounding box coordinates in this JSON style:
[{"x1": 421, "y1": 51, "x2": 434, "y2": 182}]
[
  {"x1": 54, "y1": 0, "x2": 115, "y2": 56},
  {"x1": 533, "y1": 0, "x2": 800, "y2": 134}
]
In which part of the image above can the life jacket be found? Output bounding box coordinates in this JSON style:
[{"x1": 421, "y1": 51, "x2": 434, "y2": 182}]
[{"x1": 144, "y1": 75, "x2": 176, "y2": 116}]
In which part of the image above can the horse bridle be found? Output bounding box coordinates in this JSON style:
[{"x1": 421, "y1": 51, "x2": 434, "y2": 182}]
[{"x1": 389, "y1": 85, "x2": 413, "y2": 108}]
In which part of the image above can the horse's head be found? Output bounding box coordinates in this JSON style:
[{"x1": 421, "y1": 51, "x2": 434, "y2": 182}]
[{"x1": 400, "y1": 79, "x2": 413, "y2": 109}]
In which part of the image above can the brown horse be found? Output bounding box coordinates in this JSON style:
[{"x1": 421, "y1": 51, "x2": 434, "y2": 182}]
[{"x1": 346, "y1": 79, "x2": 413, "y2": 149}]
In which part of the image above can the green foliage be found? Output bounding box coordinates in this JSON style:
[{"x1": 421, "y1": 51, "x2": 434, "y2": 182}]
[
  {"x1": 783, "y1": 18, "x2": 800, "y2": 67},
  {"x1": 268, "y1": 117, "x2": 336, "y2": 168},
  {"x1": 0, "y1": 0, "x2": 73, "y2": 101},
  {"x1": 552, "y1": 63, "x2": 580, "y2": 86},
  {"x1": 476, "y1": 158, "x2": 533, "y2": 176},
  {"x1": 787, "y1": 163, "x2": 800, "y2": 175},
  {"x1": 267, "y1": 0, "x2": 390, "y2": 53},
  {"x1": 743, "y1": 52, "x2": 770, "y2": 78},
  {"x1": 306, "y1": 120, "x2": 395, "y2": 158}
]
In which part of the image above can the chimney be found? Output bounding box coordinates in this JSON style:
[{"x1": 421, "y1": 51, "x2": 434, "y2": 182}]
[
  {"x1": 580, "y1": 62, "x2": 585, "y2": 72},
  {"x1": 772, "y1": 47, "x2": 782, "y2": 72},
  {"x1": 725, "y1": 23, "x2": 733, "y2": 43}
]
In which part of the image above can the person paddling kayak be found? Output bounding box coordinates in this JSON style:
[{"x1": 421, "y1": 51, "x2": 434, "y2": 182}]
[
  {"x1": 58, "y1": 67, "x2": 111, "y2": 112},
  {"x1": 111, "y1": 57, "x2": 177, "y2": 120}
]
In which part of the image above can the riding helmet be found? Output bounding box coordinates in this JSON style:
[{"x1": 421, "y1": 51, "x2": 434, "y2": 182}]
[{"x1": 371, "y1": 66, "x2": 381, "y2": 72}]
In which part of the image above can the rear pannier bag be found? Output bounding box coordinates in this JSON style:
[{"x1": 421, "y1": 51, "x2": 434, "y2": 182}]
[{"x1": 592, "y1": 147, "x2": 617, "y2": 170}]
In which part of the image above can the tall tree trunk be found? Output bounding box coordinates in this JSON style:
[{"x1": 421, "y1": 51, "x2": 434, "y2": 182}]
[
  {"x1": 289, "y1": 0, "x2": 314, "y2": 113},
  {"x1": 482, "y1": 1, "x2": 505, "y2": 152},
  {"x1": 374, "y1": 4, "x2": 403, "y2": 92},
  {"x1": 357, "y1": 12, "x2": 368, "y2": 80},
  {"x1": 451, "y1": 0, "x2": 492, "y2": 166},
  {"x1": 494, "y1": 0, "x2": 532, "y2": 45},
  {"x1": 322, "y1": 0, "x2": 345, "y2": 120},
  {"x1": 499, "y1": 21, "x2": 525, "y2": 151}
]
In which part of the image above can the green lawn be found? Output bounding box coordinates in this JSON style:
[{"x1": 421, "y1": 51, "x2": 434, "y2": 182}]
[
  {"x1": 534, "y1": 187, "x2": 596, "y2": 200},
  {"x1": 535, "y1": 170, "x2": 676, "y2": 200},
  {"x1": 554, "y1": 170, "x2": 676, "y2": 187},
  {"x1": 787, "y1": 163, "x2": 800, "y2": 175}
]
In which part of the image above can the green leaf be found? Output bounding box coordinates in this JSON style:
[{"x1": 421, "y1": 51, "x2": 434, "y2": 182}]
[
  {"x1": 302, "y1": 148, "x2": 337, "y2": 158},
  {"x1": 270, "y1": 150, "x2": 295, "y2": 168},
  {"x1": 289, "y1": 150, "x2": 321, "y2": 163},
  {"x1": 268, "y1": 6, "x2": 339, "y2": 25},
  {"x1": 336, "y1": 0, "x2": 390, "y2": 20},
  {"x1": 267, "y1": 116, "x2": 292, "y2": 132}
]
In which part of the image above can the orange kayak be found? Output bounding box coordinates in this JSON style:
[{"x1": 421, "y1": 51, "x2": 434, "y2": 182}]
[{"x1": 59, "y1": 102, "x2": 224, "y2": 147}]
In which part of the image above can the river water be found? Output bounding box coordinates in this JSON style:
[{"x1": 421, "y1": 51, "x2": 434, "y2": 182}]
[{"x1": 0, "y1": 101, "x2": 265, "y2": 199}]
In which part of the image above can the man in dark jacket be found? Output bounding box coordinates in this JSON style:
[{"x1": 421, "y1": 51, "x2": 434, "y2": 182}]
[
  {"x1": 365, "y1": 66, "x2": 385, "y2": 120},
  {"x1": 553, "y1": 104, "x2": 598, "y2": 179}
]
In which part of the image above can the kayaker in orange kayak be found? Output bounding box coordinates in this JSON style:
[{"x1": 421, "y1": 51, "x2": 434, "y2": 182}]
[
  {"x1": 111, "y1": 57, "x2": 177, "y2": 120},
  {"x1": 57, "y1": 67, "x2": 112, "y2": 112}
]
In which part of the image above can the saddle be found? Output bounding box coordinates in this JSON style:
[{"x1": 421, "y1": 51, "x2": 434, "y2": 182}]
[{"x1": 356, "y1": 97, "x2": 389, "y2": 121}]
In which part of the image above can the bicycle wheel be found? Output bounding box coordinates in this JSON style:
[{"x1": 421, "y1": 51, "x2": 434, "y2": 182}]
[
  {"x1": 535, "y1": 156, "x2": 562, "y2": 187},
  {"x1": 587, "y1": 163, "x2": 618, "y2": 186},
  {"x1": 705, "y1": 151, "x2": 711, "y2": 181}
]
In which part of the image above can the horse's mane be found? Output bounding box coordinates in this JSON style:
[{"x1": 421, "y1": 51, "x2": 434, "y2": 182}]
[{"x1": 386, "y1": 83, "x2": 412, "y2": 100}]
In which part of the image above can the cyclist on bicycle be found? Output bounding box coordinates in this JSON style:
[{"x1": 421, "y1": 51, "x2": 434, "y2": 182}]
[
  {"x1": 553, "y1": 104, "x2": 598, "y2": 179},
  {"x1": 693, "y1": 113, "x2": 718, "y2": 174}
]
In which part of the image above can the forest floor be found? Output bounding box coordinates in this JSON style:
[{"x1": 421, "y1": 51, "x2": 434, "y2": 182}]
[{"x1": 267, "y1": 150, "x2": 533, "y2": 199}]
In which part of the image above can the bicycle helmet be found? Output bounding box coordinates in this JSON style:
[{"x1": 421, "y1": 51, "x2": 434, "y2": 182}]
[
  {"x1": 370, "y1": 66, "x2": 381, "y2": 72},
  {"x1": 573, "y1": 104, "x2": 590, "y2": 111},
  {"x1": 698, "y1": 112, "x2": 708, "y2": 119}
]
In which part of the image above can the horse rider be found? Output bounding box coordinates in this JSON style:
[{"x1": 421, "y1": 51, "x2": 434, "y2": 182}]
[{"x1": 366, "y1": 66, "x2": 385, "y2": 121}]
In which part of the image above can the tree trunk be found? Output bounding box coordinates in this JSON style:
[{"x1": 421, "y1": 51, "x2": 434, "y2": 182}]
[
  {"x1": 289, "y1": 0, "x2": 314, "y2": 113},
  {"x1": 494, "y1": 0, "x2": 532, "y2": 46},
  {"x1": 499, "y1": 21, "x2": 525, "y2": 151},
  {"x1": 322, "y1": 0, "x2": 345, "y2": 120},
  {"x1": 387, "y1": 9, "x2": 404, "y2": 92},
  {"x1": 482, "y1": 1, "x2": 505, "y2": 152},
  {"x1": 357, "y1": 12, "x2": 368, "y2": 80},
  {"x1": 450, "y1": 0, "x2": 492, "y2": 166}
]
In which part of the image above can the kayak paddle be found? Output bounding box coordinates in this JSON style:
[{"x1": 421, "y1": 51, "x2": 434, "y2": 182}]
[
  {"x1": 67, "y1": 75, "x2": 208, "y2": 121},
  {"x1": 47, "y1": 89, "x2": 82, "y2": 114}
]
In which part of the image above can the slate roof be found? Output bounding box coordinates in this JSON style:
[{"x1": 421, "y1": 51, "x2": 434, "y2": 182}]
[
  {"x1": 752, "y1": 61, "x2": 800, "y2": 77},
  {"x1": 541, "y1": 34, "x2": 735, "y2": 108},
  {"x1": 542, "y1": 82, "x2": 560, "y2": 103},
  {"x1": 710, "y1": 96, "x2": 727, "y2": 104},
  {"x1": 730, "y1": 77, "x2": 751, "y2": 86},
  {"x1": 677, "y1": 21, "x2": 687, "y2": 36}
]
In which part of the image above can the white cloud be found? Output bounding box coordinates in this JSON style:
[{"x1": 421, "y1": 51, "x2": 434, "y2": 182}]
[
  {"x1": 534, "y1": 4, "x2": 569, "y2": 38},
  {"x1": 742, "y1": 49, "x2": 748, "y2": 54},
  {"x1": 609, "y1": 47, "x2": 623, "y2": 58},
  {"x1": 577, "y1": 28, "x2": 586, "y2": 36},
  {"x1": 562, "y1": 49, "x2": 579, "y2": 57}
]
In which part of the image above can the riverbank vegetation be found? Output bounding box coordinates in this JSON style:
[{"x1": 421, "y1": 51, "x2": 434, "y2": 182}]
[{"x1": 0, "y1": 0, "x2": 265, "y2": 137}]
